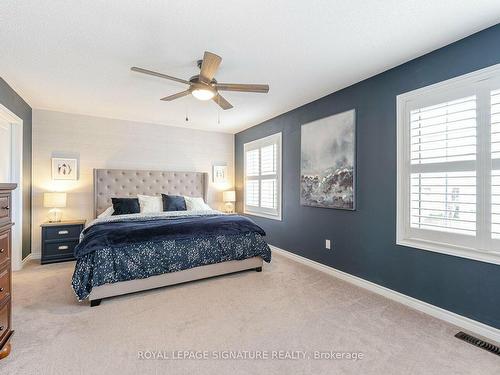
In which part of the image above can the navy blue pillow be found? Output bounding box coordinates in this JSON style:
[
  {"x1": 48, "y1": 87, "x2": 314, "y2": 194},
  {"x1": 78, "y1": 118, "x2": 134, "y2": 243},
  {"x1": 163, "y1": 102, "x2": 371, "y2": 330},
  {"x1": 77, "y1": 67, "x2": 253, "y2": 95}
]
[
  {"x1": 162, "y1": 194, "x2": 187, "y2": 211},
  {"x1": 111, "y1": 198, "x2": 140, "y2": 215}
]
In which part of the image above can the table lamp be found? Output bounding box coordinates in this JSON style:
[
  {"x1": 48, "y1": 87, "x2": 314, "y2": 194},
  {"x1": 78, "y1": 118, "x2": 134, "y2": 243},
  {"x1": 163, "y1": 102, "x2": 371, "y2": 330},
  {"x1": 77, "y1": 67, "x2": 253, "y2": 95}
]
[
  {"x1": 43, "y1": 192, "x2": 67, "y2": 222},
  {"x1": 223, "y1": 190, "x2": 236, "y2": 213}
]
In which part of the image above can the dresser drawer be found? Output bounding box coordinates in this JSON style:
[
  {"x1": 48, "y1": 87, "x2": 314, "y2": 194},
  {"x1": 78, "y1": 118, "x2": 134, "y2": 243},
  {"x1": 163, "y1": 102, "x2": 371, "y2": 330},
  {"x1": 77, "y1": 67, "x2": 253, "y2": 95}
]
[
  {"x1": 44, "y1": 225, "x2": 82, "y2": 240},
  {"x1": 0, "y1": 231, "x2": 10, "y2": 267},
  {"x1": 0, "y1": 195, "x2": 10, "y2": 226},
  {"x1": 0, "y1": 267, "x2": 9, "y2": 303},
  {"x1": 0, "y1": 300, "x2": 10, "y2": 344}
]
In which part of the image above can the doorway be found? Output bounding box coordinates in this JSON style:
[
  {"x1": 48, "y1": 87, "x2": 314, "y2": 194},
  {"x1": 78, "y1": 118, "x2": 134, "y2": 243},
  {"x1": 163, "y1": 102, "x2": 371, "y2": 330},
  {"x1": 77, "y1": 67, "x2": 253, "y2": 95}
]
[
  {"x1": 0, "y1": 103, "x2": 23, "y2": 270},
  {"x1": 0, "y1": 119, "x2": 11, "y2": 179}
]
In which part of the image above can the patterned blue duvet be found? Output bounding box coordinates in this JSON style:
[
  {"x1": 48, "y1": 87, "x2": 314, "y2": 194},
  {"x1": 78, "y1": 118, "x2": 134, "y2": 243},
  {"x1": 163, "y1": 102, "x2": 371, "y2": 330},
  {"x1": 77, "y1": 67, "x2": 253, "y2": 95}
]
[{"x1": 71, "y1": 211, "x2": 271, "y2": 300}]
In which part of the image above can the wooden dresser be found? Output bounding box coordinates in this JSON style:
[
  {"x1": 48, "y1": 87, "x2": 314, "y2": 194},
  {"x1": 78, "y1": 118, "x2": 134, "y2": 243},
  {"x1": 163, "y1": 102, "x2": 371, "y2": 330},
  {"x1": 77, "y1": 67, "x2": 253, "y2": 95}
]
[{"x1": 0, "y1": 183, "x2": 16, "y2": 360}]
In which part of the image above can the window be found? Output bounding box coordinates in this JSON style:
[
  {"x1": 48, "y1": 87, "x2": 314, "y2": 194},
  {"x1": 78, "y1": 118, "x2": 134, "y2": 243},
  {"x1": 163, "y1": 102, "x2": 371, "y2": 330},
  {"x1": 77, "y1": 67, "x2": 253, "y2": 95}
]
[
  {"x1": 397, "y1": 64, "x2": 500, "y2": 265},
  {"x1": 244, "y1": 133, "x2": 282, "y2": 220}
]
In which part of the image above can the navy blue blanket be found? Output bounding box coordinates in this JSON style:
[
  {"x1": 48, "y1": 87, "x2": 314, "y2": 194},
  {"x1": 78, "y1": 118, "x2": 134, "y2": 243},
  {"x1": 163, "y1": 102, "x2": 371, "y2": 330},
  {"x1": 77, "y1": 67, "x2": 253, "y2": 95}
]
[{"x1": 74, "y1": 215, "x2": 266, "y2": 258}]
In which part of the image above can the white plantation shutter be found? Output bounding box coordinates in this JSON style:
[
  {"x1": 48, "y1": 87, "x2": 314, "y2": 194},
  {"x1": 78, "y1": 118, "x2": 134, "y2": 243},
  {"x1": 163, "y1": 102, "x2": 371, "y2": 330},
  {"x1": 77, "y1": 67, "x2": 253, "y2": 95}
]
[
  {"x1": 492, "y1": 170, "x2": 500, "y2": 239},
  {"x1": 409, "y1": 96, "x2": 477, "y2": 236},
  {"x1": 261, "y1": 144, "x2": 276, "y2": 175},
  {"x1": 261, "y1": 179, "x2": 277, "y2": 208},
  {"x1": 260, "y1": 144, "x2": 277, "y2": 209},
  {"x1": 491, "y1": 89, "x2": 500, "y2": 240},
  {"x1": 410, "y1": 96, "x2": 477, "y2": 164},
  {"x1": 245, "y1": 180, "x2": 259, "y2": 207},
  {"x1": 246, "y1": 149, "x2": 259, "y2": 176},
  {"x1": 397, "y1": 65, "x2": 500, "y2": 265},
  {"x1": 491, "y1": 89, "x2": 500, "y2": 159},
  {"x1": 244, "y1": 133, "x2": 282, "y2": 219},
  {"x1": 410, "y1": 171, "x2": 476, "y2": 235}
]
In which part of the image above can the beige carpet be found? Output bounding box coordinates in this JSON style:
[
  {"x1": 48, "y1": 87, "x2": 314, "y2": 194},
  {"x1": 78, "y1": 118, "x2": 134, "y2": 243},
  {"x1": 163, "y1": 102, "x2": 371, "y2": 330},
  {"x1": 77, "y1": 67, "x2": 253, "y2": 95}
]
[{"x1": 2, "y1": 253, "x2": 498, "y2": 374}]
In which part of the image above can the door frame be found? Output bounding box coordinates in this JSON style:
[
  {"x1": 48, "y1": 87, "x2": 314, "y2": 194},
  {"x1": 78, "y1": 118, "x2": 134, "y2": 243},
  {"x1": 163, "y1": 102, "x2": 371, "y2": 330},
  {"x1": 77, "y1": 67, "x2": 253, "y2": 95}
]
[{"x1": 0, "y1": 103, "x2": 23, "y2": 271}]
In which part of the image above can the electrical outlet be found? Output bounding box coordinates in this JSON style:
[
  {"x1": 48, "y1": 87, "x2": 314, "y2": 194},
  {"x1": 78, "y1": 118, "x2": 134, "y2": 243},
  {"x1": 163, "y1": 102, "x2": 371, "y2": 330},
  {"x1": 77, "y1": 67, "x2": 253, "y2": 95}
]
[{"x1": 325, "y1": 239, "x2": 331, "y2": 250}]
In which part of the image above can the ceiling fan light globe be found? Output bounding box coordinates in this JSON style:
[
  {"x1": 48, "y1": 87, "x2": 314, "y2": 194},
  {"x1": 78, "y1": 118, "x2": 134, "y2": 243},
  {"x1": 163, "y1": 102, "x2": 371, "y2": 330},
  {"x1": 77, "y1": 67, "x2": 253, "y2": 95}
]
[{"x1": 192, "y1": 88, "x2": 216, "y2": 101}]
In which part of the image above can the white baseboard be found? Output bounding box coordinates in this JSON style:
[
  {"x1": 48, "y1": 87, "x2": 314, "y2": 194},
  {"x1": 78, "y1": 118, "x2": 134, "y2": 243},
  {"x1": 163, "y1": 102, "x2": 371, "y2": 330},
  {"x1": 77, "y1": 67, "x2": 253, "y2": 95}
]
[
  {"x1": 17, "y1": 253, "x2": 34, "y2": 270},
  {"x1": 30, "y1": 251, "x2": 41, "y2": 260},
  {"x1": 270, "y1": 245, "x2": 500, "y2": 344}
]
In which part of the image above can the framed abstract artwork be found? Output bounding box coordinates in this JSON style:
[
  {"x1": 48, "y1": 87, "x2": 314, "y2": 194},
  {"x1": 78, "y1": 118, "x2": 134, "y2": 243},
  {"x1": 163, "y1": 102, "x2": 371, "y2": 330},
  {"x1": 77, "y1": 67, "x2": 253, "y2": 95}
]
[
  {"x1": 300, "y1": 109, "x2": 356, "y2": 210},
  {"x1": 212, "y1": 164, "x2": 228, "y2": 184},
  {"x1": 52, "y1": 157, "x2": 78, "y2": 180}
]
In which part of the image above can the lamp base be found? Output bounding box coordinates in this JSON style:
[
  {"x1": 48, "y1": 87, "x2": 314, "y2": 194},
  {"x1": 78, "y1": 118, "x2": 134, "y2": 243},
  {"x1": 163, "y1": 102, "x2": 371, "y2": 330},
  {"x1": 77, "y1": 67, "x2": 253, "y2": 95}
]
[
  {"x1": 48, "y1": 208, "x2": 63, "y2": 222},
  {"x1": 224, "y1": 202, "x2": 234, "y2": 214}
]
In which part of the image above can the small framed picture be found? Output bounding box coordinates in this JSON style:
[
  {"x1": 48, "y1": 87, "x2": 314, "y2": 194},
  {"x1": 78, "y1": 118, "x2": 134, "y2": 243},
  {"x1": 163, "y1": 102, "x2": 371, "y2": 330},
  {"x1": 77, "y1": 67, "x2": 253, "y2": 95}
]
[
  {"x1": 52, "y1": 158, "x2": 78, "y2": 180},
  {"x1": 213, "y1": 164, "x2": 228, "y2": 184}
]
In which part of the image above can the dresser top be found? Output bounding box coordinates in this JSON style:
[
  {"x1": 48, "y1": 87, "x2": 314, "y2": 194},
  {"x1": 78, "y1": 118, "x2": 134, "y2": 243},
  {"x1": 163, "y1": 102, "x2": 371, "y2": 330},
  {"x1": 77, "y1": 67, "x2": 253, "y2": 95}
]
[
  {"x1": 0, "y1": 183, "x2": 17, "y2": 191},
  {"x1": 41, "y1": 219, "x2": 86, "y2": 227}
]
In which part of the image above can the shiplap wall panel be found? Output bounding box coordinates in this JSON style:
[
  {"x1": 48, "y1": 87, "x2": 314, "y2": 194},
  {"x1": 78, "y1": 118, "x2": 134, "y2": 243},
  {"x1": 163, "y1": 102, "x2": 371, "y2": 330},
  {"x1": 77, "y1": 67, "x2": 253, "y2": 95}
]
[{"x1": 31, "y1": 109, "x2": 234, "y2": 256}]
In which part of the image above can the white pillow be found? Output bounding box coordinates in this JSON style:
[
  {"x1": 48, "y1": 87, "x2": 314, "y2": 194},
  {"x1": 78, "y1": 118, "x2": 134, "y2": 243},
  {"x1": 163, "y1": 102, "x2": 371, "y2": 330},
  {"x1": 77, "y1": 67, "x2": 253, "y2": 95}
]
[
  {"x1": 98, "y1": 206, "x2": 114, "y2": 218},
  {"x1": 184, "y1": 196, "x2": 211, "y2": 211},
  {"x1": 137, "y1": 194, "x2": 163, "y2": 213}
]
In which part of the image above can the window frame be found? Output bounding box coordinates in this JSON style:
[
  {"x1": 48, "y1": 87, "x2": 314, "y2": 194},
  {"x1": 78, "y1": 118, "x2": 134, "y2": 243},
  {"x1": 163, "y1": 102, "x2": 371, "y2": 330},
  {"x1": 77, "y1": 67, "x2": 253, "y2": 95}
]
[
  {"x1": 243, "y1": 132, "x2": 282, "y2": 220},
  {"x1": 397, "y1": 63, "x2": 500, "y2": 265}
]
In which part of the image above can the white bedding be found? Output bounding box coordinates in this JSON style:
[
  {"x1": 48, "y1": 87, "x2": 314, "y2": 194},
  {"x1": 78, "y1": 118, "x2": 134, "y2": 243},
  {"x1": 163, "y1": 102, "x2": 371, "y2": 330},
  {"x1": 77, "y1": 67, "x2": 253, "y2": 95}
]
[{"x1": 137, "y1": 194, "x2": 163, "y2": 213}]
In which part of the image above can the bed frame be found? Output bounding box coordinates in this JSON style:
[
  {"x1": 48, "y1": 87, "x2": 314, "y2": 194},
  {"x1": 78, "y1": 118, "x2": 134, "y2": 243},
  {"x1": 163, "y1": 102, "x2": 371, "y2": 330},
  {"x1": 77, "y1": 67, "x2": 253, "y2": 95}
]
[{"x1": 88, "y1": 168, "x2": 263, "y2": 306}]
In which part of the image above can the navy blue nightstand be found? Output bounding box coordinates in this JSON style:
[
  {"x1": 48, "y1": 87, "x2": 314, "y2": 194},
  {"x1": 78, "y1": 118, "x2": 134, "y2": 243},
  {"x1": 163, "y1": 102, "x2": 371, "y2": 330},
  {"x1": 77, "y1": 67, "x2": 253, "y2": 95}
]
[{"x1": 41, "y1": 220, "x2": 85, "y2": 264}]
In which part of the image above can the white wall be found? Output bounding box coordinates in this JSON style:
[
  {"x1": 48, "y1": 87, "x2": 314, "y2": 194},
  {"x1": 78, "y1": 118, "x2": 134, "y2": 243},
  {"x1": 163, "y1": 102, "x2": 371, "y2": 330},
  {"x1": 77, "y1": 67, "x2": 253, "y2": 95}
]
[{"x1": 32, "y1": 109, "x2": 234, "y2": 256}]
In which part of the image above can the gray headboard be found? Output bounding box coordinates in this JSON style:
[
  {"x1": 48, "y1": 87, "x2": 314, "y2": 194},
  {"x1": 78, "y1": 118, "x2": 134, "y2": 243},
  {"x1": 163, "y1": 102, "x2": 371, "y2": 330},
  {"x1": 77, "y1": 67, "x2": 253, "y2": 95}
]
[{"x1": 94, "y1": 169, "x2": 208, "y2": 217}]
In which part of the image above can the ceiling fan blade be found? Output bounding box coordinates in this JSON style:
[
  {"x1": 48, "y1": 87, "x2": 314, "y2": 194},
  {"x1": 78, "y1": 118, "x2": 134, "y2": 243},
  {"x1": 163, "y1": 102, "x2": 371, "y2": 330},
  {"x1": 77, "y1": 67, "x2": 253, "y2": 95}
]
[
  {"x1": 215, "y1": 83, "x2": 269, "y2": 93},
  {"x1": 160, "y1": 90, "x2": 191, "y2": 101},
  {"x1": 131, "y1": 67, "x2": 190, "y2": 85},
  {"x1": 213, "y1": 94, "x2": 233, "y2": 110},
  {"x1": 199, "y1": 51, "x2": 222, "y2": 83}
]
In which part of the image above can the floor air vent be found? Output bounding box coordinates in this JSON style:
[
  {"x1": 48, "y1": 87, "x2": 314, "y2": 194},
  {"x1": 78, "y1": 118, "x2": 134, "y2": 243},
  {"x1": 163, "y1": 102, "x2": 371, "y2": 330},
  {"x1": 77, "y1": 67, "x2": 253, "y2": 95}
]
[{"x1": 455, "y1": 331, "x2": 500, "y2": 356}]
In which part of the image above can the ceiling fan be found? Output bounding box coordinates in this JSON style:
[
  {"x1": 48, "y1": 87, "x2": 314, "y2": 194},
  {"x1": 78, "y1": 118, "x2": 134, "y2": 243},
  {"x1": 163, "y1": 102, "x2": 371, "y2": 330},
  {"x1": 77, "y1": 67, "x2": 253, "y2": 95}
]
[{"x1": 131, "y1": 51, "x2": 269, "y2": 110}]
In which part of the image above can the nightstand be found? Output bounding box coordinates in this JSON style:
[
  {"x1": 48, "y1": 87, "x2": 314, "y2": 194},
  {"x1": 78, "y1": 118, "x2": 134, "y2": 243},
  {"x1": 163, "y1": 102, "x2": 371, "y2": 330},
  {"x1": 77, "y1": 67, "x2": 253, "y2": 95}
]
[{"x1": 41, "y1": 220, "x2": 86, "y2": 264}]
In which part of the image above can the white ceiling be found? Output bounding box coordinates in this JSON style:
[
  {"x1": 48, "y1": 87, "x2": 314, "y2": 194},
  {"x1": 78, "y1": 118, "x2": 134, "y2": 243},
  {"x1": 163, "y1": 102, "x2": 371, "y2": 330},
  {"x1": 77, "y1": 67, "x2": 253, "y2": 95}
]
[{"x1": 1, "y1": 1, "x2": 499, "y2": 134}]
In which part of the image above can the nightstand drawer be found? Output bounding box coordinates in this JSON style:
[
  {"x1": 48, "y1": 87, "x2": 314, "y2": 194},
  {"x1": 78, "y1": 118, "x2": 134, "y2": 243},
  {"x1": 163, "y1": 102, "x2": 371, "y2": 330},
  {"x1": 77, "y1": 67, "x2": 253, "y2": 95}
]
[
  {"x1": 0, "y1": 267, "x2": 9, "y2": 303},
  {"x1": 43, "y1": 240, "x2": 78, "y2": 258},
  {"x1": 44, "y1": 225, "x2": 82, "y2": 240}
]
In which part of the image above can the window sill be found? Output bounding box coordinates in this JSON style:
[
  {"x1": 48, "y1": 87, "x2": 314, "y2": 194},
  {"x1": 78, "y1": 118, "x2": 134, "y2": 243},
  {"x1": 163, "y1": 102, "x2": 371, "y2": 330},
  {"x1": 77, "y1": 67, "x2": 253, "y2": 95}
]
[
  {"x1": 244, "y1": 210, "x2": 282, "y2": 221},
  {"x1": 397, "y1": 237, "x2": 500, "y2": 266}
]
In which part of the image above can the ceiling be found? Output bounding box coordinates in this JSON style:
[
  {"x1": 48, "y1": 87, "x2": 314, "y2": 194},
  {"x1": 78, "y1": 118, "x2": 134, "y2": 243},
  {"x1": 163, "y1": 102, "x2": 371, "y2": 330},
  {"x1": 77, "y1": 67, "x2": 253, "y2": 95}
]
[{"x1": 1, "y1": 1, "x2": 499, "y2": 134}]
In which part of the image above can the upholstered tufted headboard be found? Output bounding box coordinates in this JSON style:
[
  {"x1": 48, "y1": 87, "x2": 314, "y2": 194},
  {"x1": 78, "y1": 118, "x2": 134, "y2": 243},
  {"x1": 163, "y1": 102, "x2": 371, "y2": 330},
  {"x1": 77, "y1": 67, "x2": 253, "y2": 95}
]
[{"x1": 93, "y1": 169, "x2": 208, "y2": 217}]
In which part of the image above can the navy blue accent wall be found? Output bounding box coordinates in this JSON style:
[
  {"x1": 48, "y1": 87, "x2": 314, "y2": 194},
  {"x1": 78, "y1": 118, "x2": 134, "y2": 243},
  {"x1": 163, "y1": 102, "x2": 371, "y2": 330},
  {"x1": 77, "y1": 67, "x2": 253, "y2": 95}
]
[
  {"x1": 235, "y1": 25, "x2": 500, "y2": 328},
  {"x1": 0, "y1": 78, "x2": 32, "y2": 259}
]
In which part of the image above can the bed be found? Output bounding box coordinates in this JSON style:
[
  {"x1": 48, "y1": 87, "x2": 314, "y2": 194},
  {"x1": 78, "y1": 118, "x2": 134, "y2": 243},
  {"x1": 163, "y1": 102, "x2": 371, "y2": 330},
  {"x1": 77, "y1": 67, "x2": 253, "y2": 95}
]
[{"x1": 71, "y1": 169, "x2": 271, "y2": 306}]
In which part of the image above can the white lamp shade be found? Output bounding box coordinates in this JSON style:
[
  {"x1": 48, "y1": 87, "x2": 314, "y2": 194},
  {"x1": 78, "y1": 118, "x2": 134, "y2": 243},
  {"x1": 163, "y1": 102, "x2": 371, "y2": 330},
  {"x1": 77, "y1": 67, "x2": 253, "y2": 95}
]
[
  {"x1": 223, "y1": 190, "x2": 236, "y2": 202},
  {"x1": 43, "y1": 192, "x2": 67, "y2": 208}
]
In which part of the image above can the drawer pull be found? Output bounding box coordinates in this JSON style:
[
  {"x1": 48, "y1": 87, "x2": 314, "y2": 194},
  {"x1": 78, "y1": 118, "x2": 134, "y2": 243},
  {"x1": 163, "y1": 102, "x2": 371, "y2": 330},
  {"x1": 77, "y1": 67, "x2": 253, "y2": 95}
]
[
  {"x1": 58, "y1": 245, "x2": 69, "y2": 250},
  {"x1": 1, "y1": 206, "x2": 8, "y2": 210},
  {"x1": 0, "y1": 287, "x2": 3, "y2": 292},
  {"x1": 58, "y1": 230, "x2": 69, "y2": 235},
  {"x1": 0, "y1": 326, "x2": 3, "y2": 331},
  {"x1": 0, "y1": 248, "x2": 4, "y2": 253}
]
